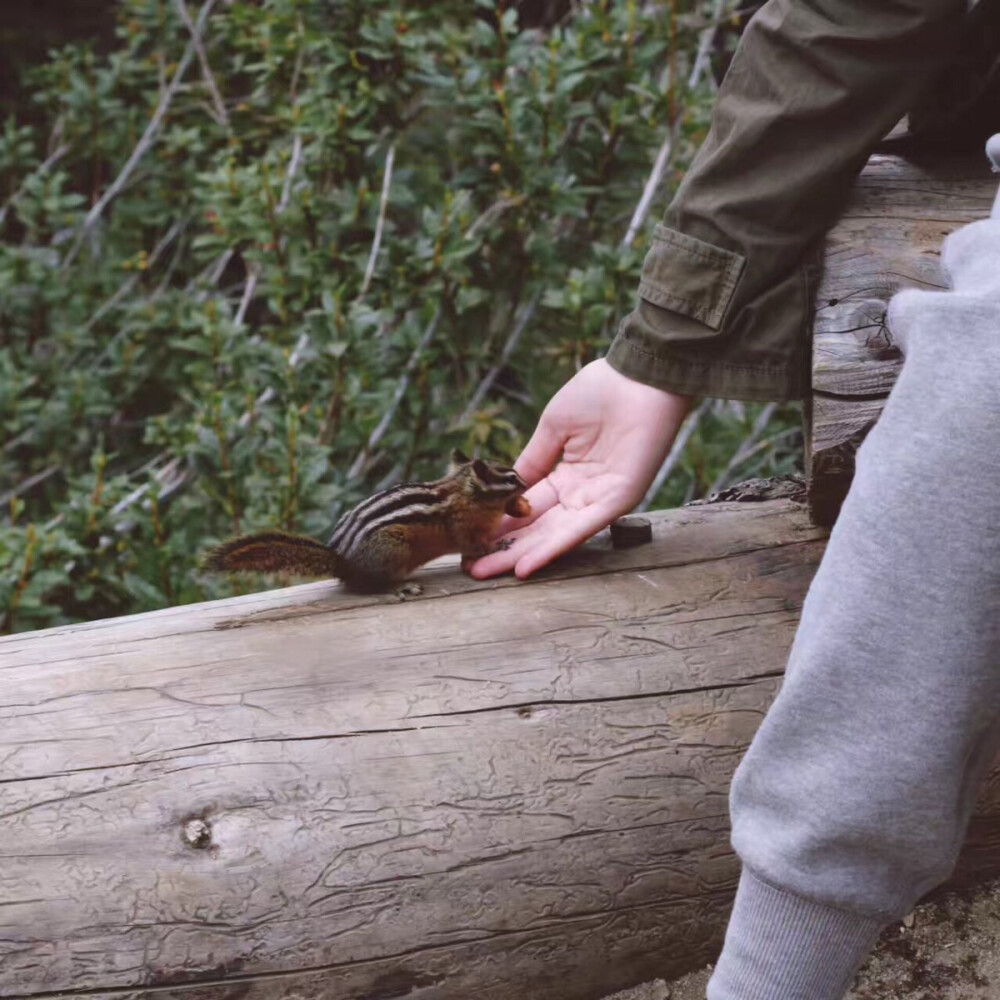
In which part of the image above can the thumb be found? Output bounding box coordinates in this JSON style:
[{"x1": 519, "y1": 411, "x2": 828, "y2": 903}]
[{"x1": 514, "y1": 414, "x2": 565, "y2": 487}]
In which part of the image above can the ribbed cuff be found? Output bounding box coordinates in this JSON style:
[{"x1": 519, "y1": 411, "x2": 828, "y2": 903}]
[{"x1": 707, "y1": 869, "x2": 886, "y2": 1000}]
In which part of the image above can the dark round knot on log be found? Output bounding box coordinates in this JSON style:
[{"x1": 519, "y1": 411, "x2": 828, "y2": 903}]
[
  {"x1": 182, "y1": 818, "x2": 212, "y2": 849},
  {"x1": 610, "y1": 516, "x2": 652, "y2": 549}
]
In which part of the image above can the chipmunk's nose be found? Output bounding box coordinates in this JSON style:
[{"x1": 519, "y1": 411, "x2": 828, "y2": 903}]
[{"x1": 988, "y1": 134, "x2": 1000, "y2": 219}]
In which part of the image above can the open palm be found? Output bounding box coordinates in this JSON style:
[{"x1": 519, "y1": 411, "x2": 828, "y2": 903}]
[{"x1": 470, "y1": 359, "x2": 691, "y2": 580}]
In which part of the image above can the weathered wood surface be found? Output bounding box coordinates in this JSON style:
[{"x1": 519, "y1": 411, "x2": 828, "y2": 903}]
[
  {"x1": 0, "y1": 501, "x2": 997, "y2": 1000},
  {"x1": 808, "y1": 150, "x2": 996, "y2": 525}
]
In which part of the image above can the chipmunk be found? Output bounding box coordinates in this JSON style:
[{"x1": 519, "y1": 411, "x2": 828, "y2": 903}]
[{"x1": 202, "y1": 450, "x2": 531, "y2": 592}]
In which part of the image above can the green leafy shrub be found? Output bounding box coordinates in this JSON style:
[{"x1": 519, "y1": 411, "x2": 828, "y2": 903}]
[{"x1": 0, "y1": 0, "x2": 799, "y2": 632}]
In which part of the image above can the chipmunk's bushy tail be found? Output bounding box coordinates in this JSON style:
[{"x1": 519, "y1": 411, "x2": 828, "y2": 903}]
[{"x1": 202, "y1": 531, "x2": 343, "y2": 578}]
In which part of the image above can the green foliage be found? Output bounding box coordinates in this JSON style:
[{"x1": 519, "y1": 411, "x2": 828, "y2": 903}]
[{"x1": 0, "y1": 0, "x2": 799, "y2": 633}]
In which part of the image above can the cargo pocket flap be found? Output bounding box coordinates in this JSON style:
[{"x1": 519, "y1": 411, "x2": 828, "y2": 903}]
[{"x1": 637, "y1": 224, "x2": 746, "y2": 331}]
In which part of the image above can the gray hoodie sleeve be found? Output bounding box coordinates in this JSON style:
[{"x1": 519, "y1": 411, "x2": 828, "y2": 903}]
[{"x1": 709, "y1": 213, "x2": 1000, "y2": 998}]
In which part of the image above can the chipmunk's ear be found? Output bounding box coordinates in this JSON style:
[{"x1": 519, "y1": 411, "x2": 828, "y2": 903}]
[{"x1": 450, "y1": 448, "x2": 471, "y2": 470}]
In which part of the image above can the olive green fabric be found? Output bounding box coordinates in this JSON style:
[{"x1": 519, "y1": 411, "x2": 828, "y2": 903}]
[{"x1": 608, "y1": 0, "x2": 966, "y2": 402}]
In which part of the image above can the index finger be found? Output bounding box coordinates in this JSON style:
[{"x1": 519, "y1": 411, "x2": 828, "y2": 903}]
[{"x1": 492, "y1": 477, "x2": 559, "y2": 538}]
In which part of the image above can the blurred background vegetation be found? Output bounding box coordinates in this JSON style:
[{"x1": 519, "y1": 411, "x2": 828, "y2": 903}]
[{"x1": 0, "y1": 0, "x2": 798, "y2": 633}]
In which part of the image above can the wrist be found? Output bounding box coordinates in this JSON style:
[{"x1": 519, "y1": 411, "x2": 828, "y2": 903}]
[{"x1": 601, "y1": 353, "x2": 696, "y2": 409}]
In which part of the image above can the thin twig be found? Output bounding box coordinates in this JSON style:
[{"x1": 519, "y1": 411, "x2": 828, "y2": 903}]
[
  {"x1": 688, "y1": 0, "x2": 732, "y2": 92},
  {"x1": 107, "y1": 126, "x2": 304, "y2": 523},
  {"x1": 62, "y1": 0, "x2": 218, "y2": 269},
  {"x1": 2, "y1": 426, "x2": 35, "y2": 457},
  {"x1": 723, "y1": 426, "x2": 800, "y2": 476},
  {"x1": 0, "y1": 465, "x2": 61, "y2": 507},
  {"x1": 7, "y1": 212, "x2": 177, "y2": 459},
  {"x1": 152, "y1": 231, "x2": 187, "y2": 296},
  {"x1": 229, "y1": 131, "x2": 308, "y2": 426},
  {"x1": 288, "y1": 19, "x2": 306, "y2": 103},
  {"x1": 237, "y1": 332, "x2": 310, "y2": 430},
  {"x1": 110, "y1": 456, "x2": 186, "y2": 517},
  {"x1": 458, "y1": 293, "x2": 541, "y2": 425},
  {"x1": 87, "y1": 219, "x2": 185, "y2": 337},
  {"x1": 464, "y1": 194, "x2": 524, "y2": 241},
  {"x1": 348, "y1": 307, "x2": 442, "y2": 480},
  {"x1": 278, "y1": 133, "x2": 304, "y2": 214},
  {"x1": 233, "y1": 265, "x2": 259, "y2": 328},
  {"x1": 621, "y1": 130, "x2": 674, "y2": 249},
  {"x1": 172, "y1": 0, "x2": 229, "y2": 128},
  {"x1": 0, "y1": 144, "x2": 70, "y2": 231},
  {"x1": 638, "y1": 397, "x2": 713, "y2": 511},
  {"x1": 203, "y1": 247, "x2": 234, "y2": 288},
  {"x1": 360, "y1": 143, "x2": 396, "y2": 296},
  {"x1": 706, "y1": 402, "x2": 781, "y2": 495},
  {"x1": 620, "y1": 0, "x2": 728, "y2": 253},
  {"x1": 374, "y1": 462, "x2": 405, "y2": 493}
]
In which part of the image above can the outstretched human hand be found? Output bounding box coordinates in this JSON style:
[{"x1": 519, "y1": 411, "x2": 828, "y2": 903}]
[{"x1": 469, "y1": 358, "x2": 691, "y2": 580}]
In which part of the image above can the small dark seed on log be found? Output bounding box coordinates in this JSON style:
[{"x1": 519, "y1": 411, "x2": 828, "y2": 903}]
[{"x1": 610, "y1": 516, "x2": 653, "y2": 549}]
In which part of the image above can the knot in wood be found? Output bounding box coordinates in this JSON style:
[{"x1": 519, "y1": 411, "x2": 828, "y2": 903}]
[{"x1": 182, "y1": 817, "x2": 212, "y2": 849}]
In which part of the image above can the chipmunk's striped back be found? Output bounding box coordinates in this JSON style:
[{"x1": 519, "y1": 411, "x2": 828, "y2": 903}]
[{"x1": 329, "y1": 484, "x2": 448, "y2": 559}]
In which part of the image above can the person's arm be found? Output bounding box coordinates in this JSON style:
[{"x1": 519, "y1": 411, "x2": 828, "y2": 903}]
[
  {"x1": 608, "y1": 0, "x2": 966, "y2": 402},
  {"x1": 472, "y1": 0, "x2": 967, "y2": 581}
]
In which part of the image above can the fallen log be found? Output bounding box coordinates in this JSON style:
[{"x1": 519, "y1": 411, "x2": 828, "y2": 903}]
[
  {"x1": 1, "y1": 501, "x2": 998, "y2": 1000},
  {"x1": 808, "y1": 149, "x2": 995, "y2": 525}
]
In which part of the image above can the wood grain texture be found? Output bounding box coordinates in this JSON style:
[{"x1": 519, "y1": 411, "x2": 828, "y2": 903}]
[
  {"x1": 808, "y1": 150, "x2": 996, "y2": 525},
  {"x1": 1, "y1": 502, "x2": 997, "y2": 1000}
]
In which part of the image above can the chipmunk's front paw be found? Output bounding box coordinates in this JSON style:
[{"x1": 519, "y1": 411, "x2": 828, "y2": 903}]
[
  {"x1": 392, "y1": 582, "x2": 424, "y2": 601},
  {"x1": 492, "y1": 537, "x2": 514, "y2": 551}
]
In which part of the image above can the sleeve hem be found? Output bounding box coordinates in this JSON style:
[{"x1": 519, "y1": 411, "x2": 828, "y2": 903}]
[{"x1": 606, "y1": 334, "x2": 805, "y2": 402}]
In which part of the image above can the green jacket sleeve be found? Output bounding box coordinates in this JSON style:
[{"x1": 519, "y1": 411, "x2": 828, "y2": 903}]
[{"x1": 607, "y1": 0, "x2": 965, "y2": 401}]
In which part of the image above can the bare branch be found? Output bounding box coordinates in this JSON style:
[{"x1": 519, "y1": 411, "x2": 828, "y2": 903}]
[
  {"x1": 233, "y1": 265, "x2": 260, "y2": 328},
  {"x1": 278, "y1": 133, "x2": 305, "y2": 214},
  {"x1": 106, "y1": 124, "x2": 306, "y2": 524},
  {"x1": 0, "y1": 466, "x2": 61, "y2": 508},
  {"x1": 464, "y1": 194, "x2": 524, "y2": 241},
  {"x1": 621, "y1": 131, "x2": 673, "y2": 250},
  {"x1": 706, "y1": 402, "x2": 782, "y2": 496},
  {"x1": 62, "y1": 0, "x2": 219, "y2": 269},
  {"x1": 202, "y1": 248, "x2": 234, "y2": 288},
  {"x1": 348, "y1": 307, "x2": 443, "y2": 480},
  {"x1": 619, "y1": 0, "x2": 731, "y2": 252},
  {"x1": 0, "y1": 144, "x2": 70, "y2": 231},
  {"x1": 237, "y1": 331, "x2": 310, "y2": 430},
  {"x1": 87, "y1": 219, "x2": 185, "y2": 338},
  {"x1": 637, "y1": 397, "x2": 713, "y2": 511},
  {"x1": 110, "y1": 457, "x2": 187, "y2": 518},
  {"x1": 172, "y1": 0, "x2": 229, "y2": 128},
  {"x1": 458, "y1": 293, "x2": 541, "y2": 426},
  {"x1": 688, "y1": 0, "x2": 731, "y2": 92},
  {"x1": 289, "y1": 17, "x2": 307, "y2": 102},
  {"x1": 360, "y1": 144, "x2": 396, "y2": 296},
  {"x1": 2, "y1": 221, "x2": 185, "y2": 468}
]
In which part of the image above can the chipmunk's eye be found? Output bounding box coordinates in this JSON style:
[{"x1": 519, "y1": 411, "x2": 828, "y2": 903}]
[{"x1": 472, "y1": 459, "x2": 490, "y2": 482}]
